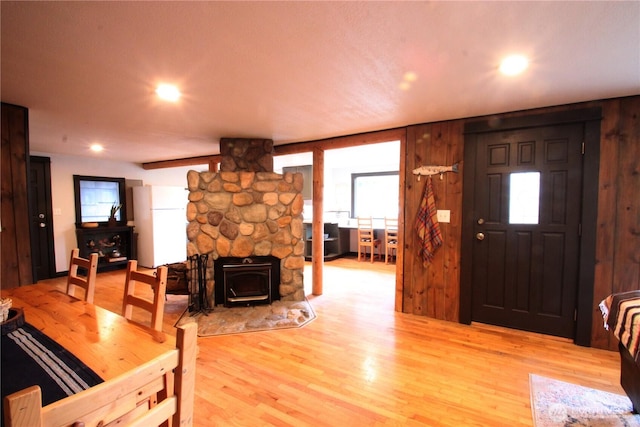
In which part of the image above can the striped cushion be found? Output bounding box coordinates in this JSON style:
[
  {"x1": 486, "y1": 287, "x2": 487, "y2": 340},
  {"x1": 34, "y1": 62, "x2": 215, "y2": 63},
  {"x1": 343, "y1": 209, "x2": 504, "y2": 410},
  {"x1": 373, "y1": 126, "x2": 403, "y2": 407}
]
[{"x1": 604, "y1": 291, "x2": 640, "y2": 363}]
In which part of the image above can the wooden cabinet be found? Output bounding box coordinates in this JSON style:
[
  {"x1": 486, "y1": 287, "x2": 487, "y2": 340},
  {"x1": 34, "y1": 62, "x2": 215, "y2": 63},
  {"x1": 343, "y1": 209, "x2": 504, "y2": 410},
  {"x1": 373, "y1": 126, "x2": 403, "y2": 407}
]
[
  {"x1": 304, "y1": 223, "x2": 350, "y2": 261},
  {"x1": 76, "y1": 226, "x2": 135, "y2": 271}
]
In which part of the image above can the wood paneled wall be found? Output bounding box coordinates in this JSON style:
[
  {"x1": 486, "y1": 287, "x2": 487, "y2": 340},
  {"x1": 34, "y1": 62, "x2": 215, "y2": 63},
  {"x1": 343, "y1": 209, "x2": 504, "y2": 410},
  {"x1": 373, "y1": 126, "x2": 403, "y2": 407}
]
[
  {"x1": 402, "y1": 120, "x2": 464, "y2": 322},
  {"x1": 400, "y1": 96, "x2": 640, "y2": 348},
  {"x1": 592, "y1": 96, "x2": 640, "y2": 349},
  {"x1": 1, "y1": 103, "x2": 33, "y2": 287}
]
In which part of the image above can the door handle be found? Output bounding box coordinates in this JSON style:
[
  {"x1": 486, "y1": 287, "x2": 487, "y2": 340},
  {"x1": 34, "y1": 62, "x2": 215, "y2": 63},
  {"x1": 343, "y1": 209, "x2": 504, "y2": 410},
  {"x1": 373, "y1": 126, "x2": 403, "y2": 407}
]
[{"x1": 476, "y1": 232, "x2": 485, "y2": 241}]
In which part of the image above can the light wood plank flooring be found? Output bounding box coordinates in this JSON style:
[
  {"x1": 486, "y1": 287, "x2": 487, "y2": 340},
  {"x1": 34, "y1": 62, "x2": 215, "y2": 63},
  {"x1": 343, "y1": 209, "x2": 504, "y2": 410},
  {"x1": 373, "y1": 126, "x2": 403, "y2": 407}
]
[{"x1": 37, "y1": 257, "x2": 622, "y2": 426}]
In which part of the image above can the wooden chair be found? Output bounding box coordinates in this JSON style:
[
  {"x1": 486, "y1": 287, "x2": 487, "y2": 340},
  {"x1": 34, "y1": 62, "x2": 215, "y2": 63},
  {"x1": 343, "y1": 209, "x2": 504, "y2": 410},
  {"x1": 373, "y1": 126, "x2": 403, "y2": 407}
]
[
  {"x1": 3, "y1": 322, "x2": 197, "y2": 427},
  {"x1": 66, "y1": 248, "x2": 99, "y2": 304},
  {"x1": 357, "y1": 217, "x2": 381, "y2": 263},
  {"x1": 122, "y1": 260, "x2": 168, "y2": 341},
  {"x1": 384, "y1": 218, "x2": 399, "y2": 264}
]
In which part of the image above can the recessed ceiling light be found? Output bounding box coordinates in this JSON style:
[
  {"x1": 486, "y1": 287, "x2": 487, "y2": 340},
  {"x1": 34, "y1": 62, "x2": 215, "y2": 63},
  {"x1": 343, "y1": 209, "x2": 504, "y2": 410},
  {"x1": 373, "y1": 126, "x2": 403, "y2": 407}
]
[
  {"x1": 156, "y1": 84, "x2": 181, "y2": 102},
  {"x1": 403, "y1": 71, "x2": 417, "y2": 82},
  {"x1": 499, "y1": 55, "x2": 529, "y2": 76},
  {"x1": 90, "y1": 143, "x2": 103, "y2": 152}
]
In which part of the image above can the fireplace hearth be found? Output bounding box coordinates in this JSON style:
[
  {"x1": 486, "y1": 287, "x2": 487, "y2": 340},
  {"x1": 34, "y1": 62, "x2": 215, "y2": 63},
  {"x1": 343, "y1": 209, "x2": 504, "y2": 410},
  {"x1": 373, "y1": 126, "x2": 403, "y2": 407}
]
[{"x1": 214, "y1": 256, "x2": 281, "y2": 307}]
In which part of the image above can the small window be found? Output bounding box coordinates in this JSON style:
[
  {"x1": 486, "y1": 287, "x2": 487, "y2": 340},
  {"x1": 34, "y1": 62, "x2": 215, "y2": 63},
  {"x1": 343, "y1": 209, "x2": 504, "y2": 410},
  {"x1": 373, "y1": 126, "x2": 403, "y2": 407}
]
[
  {"x1": 73, "y1": 175, "x2": 126, "y2": 226},
  {"x1": 351, "y1": 172, "x2": 399, "y2": 219}
]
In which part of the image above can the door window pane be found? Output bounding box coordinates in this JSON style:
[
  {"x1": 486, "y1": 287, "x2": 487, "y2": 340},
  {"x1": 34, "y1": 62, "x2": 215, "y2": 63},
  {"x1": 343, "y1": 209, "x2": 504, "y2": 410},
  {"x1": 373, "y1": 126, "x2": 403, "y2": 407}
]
[{"x1": 509, "y1": 172, "x2": 540, "y2": 224}]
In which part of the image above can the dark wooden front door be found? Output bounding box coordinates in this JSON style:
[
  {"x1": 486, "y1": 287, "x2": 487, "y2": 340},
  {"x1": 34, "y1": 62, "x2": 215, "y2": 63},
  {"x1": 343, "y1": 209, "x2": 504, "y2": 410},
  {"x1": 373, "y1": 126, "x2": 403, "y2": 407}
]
[
  {"x1": 467, "y1": 123, "x2": 585, "y2": 338},
  {"x1": 29, "y1": 156, "x2": 56, "y2": 280}
]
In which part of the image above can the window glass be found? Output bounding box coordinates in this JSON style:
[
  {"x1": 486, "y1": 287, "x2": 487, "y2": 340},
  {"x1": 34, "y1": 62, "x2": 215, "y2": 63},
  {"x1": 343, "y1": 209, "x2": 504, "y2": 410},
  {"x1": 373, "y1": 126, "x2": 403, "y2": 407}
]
[
  {"x1": 352, "y1": 172, "x2": 399, "y2": 219},
  {"x1": 509, "y1": 172, "x2": 540, "y2": 224},
  {"x1": 80, "y1": 180, "x2": 122, "y2": 222}
]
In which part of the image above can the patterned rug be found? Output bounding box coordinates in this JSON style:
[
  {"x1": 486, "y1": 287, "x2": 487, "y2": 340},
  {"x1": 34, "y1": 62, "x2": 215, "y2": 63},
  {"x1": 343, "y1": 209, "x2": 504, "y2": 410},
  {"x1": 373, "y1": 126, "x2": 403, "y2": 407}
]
[
  {"x1": 176, "y1": 298, "x2": 316, "y2": 337},
  {"x1": 530, "y1": 374, "x2": 640, "y2": 426}
]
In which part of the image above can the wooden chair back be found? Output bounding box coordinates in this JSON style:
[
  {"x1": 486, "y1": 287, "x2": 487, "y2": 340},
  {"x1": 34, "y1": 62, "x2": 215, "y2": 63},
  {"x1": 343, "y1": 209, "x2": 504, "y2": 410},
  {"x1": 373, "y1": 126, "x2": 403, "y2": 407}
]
[
  {"x1": 66, "y1": 248, "x2": 99, "y2": 304},
  {"x1": 357, "y1": 217, "x2": 380, "y2": 263},
  {"x1": 3, "y1": 322, "x2": 197, "y2": 427},
  {"x1": 384, "y1": 218, "x2": 399, "y2": 264},
  {"x1": 122, "y1": 260, "x2": 168, "y2": 340}
]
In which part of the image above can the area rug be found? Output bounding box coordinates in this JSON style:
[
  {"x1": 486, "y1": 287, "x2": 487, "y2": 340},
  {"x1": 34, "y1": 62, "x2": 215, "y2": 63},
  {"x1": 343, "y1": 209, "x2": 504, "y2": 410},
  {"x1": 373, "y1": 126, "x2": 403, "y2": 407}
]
[
  {"x1": 176, "y1": 298, "x2": 316, "y2": 337},
  {"x1": 530, "y1": 374, "x2": 640, "y2": 426}
]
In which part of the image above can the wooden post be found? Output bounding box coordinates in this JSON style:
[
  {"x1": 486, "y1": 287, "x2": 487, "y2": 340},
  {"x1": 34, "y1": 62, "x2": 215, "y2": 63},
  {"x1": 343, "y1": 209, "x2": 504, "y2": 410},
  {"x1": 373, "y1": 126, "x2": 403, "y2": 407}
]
[
  {"x1": 395, "y1": 134, "x2": 407, "y2": 312},
  {"x1": 312, "y1": 147, "x2": 324, "y2": 296}
]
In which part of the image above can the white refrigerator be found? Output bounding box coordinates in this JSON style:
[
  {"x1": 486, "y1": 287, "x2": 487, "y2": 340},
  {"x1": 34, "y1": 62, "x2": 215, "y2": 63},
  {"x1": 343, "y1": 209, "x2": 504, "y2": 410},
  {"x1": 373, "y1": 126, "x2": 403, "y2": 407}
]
[{"x1": 133, "y1": 185, "x2": 188, "y2": 268}]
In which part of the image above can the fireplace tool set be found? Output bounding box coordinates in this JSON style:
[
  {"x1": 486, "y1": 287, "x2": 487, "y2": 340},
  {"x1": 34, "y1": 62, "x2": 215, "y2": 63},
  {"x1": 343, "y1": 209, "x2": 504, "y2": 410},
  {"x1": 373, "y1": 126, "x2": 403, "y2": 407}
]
[{"x1": 188, "y1": 254, "x2": 212, "y2": 316}]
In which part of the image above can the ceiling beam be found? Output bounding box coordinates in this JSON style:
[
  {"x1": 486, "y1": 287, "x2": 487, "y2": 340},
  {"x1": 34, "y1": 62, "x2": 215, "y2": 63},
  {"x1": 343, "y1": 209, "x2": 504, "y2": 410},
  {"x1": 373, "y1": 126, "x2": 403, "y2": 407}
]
[
  {"x1": 141, "y1": 127, "x2": 406, "y2": 170},
  {"x1": 141, "y1": 155, "x2": 221, "y2": 170},
  {"x1": 274, "y1": 128, "x2": 406, "y2": 155}
]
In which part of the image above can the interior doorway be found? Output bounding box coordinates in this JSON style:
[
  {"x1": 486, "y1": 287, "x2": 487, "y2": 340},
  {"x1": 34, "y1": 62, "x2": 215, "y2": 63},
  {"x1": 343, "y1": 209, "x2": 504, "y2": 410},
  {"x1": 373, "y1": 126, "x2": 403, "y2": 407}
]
[{"x1": 274, "y1": 141, "x2": 401, "y2": 297}]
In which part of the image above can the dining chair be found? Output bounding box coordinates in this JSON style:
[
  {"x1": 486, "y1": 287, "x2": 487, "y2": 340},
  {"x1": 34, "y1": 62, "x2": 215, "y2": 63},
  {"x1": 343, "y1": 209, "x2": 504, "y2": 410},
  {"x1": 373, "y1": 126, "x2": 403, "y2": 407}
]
[
  {"x1": 121, "y1": 260, "x2": 168, "y2": 340},
  {"x1": 357, "y1": 217, "x2": 381, "y2": 263},
  {"x1": 384, "y1": 218, "x2": 399, "y2": 264},
  {"x1": 66, "y1": 248, "x2": 99, "y2": 304}
]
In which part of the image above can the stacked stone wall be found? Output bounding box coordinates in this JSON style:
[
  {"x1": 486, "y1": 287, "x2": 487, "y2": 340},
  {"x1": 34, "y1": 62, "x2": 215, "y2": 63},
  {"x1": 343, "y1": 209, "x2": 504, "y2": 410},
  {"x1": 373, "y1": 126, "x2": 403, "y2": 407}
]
[
  {"x1": 186, "y1": 169, "x2": 306, "y2": 303},
  {"x1": 219, "y1": 138, "x2": 274, "y2": 172}
]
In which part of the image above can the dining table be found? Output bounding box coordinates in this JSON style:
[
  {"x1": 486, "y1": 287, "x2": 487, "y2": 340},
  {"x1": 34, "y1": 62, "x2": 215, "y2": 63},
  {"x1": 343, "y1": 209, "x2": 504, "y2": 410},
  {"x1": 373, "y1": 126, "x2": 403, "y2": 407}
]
[{"x1": 1, "y1": 283, "x2": 176, "y2": 400}]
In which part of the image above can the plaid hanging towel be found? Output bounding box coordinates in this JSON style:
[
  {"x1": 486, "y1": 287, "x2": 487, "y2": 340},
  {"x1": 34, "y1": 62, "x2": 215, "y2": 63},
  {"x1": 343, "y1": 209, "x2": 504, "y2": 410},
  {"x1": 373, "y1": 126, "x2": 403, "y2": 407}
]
[{"x1": 414, "y1": 177, "x2": 443, "y2": 264}]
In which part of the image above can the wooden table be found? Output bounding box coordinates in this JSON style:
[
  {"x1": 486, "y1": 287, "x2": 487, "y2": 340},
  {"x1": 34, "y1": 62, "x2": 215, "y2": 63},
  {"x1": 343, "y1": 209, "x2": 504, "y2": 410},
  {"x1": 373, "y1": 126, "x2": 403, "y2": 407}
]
[{"x1": 1, "y1": 283, "x2": 175, "y2": 381}]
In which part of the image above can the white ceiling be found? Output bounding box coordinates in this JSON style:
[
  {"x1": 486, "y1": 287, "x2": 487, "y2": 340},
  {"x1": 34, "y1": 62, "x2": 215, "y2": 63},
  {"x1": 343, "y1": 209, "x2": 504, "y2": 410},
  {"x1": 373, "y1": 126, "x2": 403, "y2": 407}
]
[{"x1": 2, "y1": 1, "x2": 639, "y2": 164}]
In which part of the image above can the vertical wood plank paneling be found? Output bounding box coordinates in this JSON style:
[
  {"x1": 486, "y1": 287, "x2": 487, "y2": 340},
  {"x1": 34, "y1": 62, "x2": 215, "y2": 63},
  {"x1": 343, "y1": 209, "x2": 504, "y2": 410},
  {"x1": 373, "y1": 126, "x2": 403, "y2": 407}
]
[
  {"x1": 12, "y1": 108, "x2": 33, "y2": 285},
  {"x1": 405, "y1": 124, "x2": 432, "y2": 315},
  {"x1": 1, "y1": 104, "x2": 33, "y2": 288},
  {"x1": 590, "y1": 97, "x2": 640, "y2": 349},
  {"x1": 610, "y1": 97, "x2": 640, "y2": 331},
  {"x1": 403, "y1": 121, "x2": 465, "y2": 321},
  {"x1": 404, "y1": 125, "x2": 420, "y2": 314},
  {"x1": 0, "y1": 107, "x2": 18, "y2": 286},
  {"x1": 429, "y1": 121, "x2": 449, "y2": 319},
  {"x1": 402, "y1": 126, "x2": 414, "y2": 313},
  {"x1": 444, "y1": 120, "x2": 464, "y2": 321},
  {"x1": 611, "y1": 97, "x2": 640, "y2": 294},
  {"x1": 592, "y1": 100, "x2": 620, "y2": 350}
]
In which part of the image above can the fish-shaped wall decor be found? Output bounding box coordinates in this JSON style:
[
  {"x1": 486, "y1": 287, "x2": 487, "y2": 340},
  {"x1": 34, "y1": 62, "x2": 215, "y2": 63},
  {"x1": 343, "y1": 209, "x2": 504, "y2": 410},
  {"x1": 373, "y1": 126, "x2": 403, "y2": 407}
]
[{"x1": 412, "y1": 162, "x2": 459, "y2": 180}]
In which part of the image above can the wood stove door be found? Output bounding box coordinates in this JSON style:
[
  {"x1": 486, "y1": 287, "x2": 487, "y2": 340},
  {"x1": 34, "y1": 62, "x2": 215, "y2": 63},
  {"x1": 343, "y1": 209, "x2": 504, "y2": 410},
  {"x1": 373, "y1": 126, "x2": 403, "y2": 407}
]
[{"x1": 223, "y1": 264, "x2": 272, "y2": 307}]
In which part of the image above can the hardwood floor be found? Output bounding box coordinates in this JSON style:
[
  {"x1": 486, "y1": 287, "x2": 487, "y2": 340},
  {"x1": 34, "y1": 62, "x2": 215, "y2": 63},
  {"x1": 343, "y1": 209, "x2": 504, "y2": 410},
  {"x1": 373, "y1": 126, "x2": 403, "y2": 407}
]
[{"x1": 37, "y1": 256, "x2": 622, "y2": 426}]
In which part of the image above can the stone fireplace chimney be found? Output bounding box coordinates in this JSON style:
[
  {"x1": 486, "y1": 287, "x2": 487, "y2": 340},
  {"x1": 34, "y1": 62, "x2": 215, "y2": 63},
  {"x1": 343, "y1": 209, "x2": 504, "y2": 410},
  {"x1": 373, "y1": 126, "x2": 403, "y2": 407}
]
[
  {"x1": 219, "y1": 137, "x2": 274, "y2": 172},
  {"x1": 186, "y1": 138, "x2": 305, "y2": 306}
]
